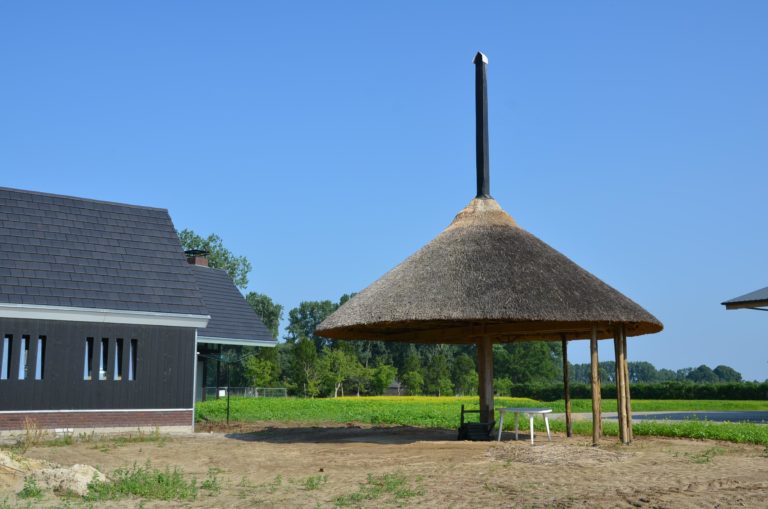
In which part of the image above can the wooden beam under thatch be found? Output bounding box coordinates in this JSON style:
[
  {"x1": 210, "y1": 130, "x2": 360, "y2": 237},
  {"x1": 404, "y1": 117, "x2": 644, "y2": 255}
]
[
  {"x1": 590, "y1": 325, "x2": 601, "y2": 446},
  {"x1": 622, "y1": 328, "x2": 634, "y2": 442},
  {"x1": 477, "y1": 337, "x2": 494, "y2": 430},
  {"x1": 562, "y1": 335, "x2": 572, "y2": 438},
  {"x1": 614, "y1": 326, "x2": 628, "y2": 444}
]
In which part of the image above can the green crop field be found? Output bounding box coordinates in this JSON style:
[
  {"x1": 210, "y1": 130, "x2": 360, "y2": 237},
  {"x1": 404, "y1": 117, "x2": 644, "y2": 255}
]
[{"x1": 196, "y1": 396, "x2": 768, "y2": 445}]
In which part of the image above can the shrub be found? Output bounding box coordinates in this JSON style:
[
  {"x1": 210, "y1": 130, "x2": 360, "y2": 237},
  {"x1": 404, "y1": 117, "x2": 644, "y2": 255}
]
[{"x1": 506, "y1": 381, "x2": 768, "y2": 401}]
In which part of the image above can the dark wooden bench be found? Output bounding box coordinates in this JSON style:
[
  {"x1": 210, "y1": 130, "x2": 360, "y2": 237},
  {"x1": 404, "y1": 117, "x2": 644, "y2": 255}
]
[{"x1": 457, "y1": 404, "x2": 494, "y2": 441}]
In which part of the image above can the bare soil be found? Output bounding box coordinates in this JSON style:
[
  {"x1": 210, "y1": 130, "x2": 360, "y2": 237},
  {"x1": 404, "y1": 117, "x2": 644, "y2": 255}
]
[{"x1": 3, "y1": 422, "x2": 768, "y2": 508}]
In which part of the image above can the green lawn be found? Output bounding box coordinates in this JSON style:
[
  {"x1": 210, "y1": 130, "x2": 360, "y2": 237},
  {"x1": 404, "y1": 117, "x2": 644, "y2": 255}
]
[{"x1": 196, "y1": 396, "x2": 768, "y2": 445}]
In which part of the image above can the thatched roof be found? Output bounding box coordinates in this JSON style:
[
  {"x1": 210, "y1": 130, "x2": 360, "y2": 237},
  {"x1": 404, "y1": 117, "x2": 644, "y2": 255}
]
[{"x1": 317, "y1": 197, "x2": 662, "y2": 343}]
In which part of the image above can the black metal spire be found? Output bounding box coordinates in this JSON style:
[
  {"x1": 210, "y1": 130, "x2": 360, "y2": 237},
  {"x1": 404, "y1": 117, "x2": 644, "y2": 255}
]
[{"x1": 473, "y1": 51, "x2": 491, "y2": 198}]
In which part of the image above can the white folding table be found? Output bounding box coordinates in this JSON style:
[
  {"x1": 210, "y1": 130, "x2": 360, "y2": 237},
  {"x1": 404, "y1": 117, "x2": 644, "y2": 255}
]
[{"x1": 497, "y1": 407, "x2": 552, "y2": 444}]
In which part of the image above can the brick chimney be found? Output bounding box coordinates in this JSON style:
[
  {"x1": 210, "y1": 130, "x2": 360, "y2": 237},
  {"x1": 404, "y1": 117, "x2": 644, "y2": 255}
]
[{"x1": 184, "y1": 249, "x2": 209, "y2": 267}]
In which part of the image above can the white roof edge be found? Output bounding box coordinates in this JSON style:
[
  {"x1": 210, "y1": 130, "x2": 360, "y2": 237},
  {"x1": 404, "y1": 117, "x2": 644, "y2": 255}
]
[
  {"x1": 197, "y1": 336, "x2": 277, "y2": 347},
  {"x1": 0, "y1": 303, "x2": 210, "y2": 328}
]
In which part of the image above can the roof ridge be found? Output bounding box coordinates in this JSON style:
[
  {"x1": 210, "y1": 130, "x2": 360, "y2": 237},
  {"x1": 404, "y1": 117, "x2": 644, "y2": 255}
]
[
  {"x1": 188, "y1": 264, "x2": 228, "y2": 273},
  {"x1": 0, "y1": 186, "x2": 168, "y2": 212}
]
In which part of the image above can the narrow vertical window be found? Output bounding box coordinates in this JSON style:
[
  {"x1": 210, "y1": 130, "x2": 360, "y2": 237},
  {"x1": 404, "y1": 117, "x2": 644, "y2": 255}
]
[
  {"x1": 114, "y1": 338, "x2": 123, "y2": 381},
  {"x1": 35, "y1": 336, "x2": 46, "y2": 380},
  {"x1": 84, "y1": 337, "x2": 94, "y2": 380},
  {"x1": 1, "y1": 335, "x2": 11, "y2": 380},
  {"x1": 18, "y1": 336, "x2": 29, "y2": 380},
  {"x1": 128, "y1": 339, "x2": 137, "y2": 381},
  {"x1": 99, "y1": 338, "x2": 108, "y2": 381}
]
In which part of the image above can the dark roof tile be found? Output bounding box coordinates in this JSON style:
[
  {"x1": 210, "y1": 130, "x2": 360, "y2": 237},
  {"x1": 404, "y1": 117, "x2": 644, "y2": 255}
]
[
  {"x1": 190, "y1": 265, "x2": 273, "y2": 344},
  {"x1": 0, "y1": 187, "x2": 207, "y2": 316},
  {"x1": 722, "y1": 286, "x2": 768, "y2": 306}
]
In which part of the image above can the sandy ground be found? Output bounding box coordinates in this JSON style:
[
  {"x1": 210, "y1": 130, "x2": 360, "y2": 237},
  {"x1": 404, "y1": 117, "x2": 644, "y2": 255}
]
[{"x1": 2, "y1": 422, "x2": 767, "y2": 508}]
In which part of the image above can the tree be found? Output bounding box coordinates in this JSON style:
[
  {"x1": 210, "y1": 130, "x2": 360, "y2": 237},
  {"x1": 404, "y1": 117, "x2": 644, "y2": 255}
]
[
  {"x1": 452, "y1": 353, "x2": 478, "y2": 396},
  {"x1": 285, "y1": 300, "x2": 338, "y2": 350},
  {"x1": 242, "y1": 354, "x2": 275, "y2": 387},
  {"x1": 686, "y1": 365, "x2": 719, "y2": 383},
  {"x1": 348, "y1": 364, "x2": 374, "y2": 396},
  {"x1": 656, "y1": 368, "x2": 678, "y2": 382},
  {"x1": 401, "y1": 370, "x2": 424, "y2": 395},
  {"x1": 494, "y1": 377, "x2": 513, "y2": 396},
  {"x1": 178, "y1": 229, "x2": 252, "y2": 289},
  {"x1": 245, "y1": 292, "x2": 283, "y2": 339},
  {"x1": 369, "y1": 365, "x2": 397, "y2": 395},
  {"x1": 506, "y1": 342, "x2": 559, "y2": 383},
  {"x1": 629, "y1": 361, "x2": 659, "y2": 383},
  {"x1": 319, "y1": 348, "x2": 358, "y2": 397},
  {"x1": 401, "y1": 346, "x2": 422, "y2": 376},
  {"x1": 599, "y1": 360, "x2": 616, "y2": 384},
  {"x1": 291, "y1": 337, "x2": 320, "y2": 397},
  {"x1": 713, "y1": 365, "x2": 742, "y2": 383},
  {"x1": 425, "y1": 348, "x2": 453, "y2": 396},
  {"x1": 399, "y1": 347, "x2": 424, "y2": 395}
]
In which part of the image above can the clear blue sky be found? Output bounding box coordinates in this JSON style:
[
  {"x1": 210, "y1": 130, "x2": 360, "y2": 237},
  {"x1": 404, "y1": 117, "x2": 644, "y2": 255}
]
[{"x1": 1, "y1": 2, "x2": 766, "y2": 380}]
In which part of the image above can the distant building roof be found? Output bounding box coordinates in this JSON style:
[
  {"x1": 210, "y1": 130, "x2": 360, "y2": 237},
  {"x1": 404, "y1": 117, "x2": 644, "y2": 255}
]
[
  {"x1": 0, "y1": 187, "x2": 208, "y2": 325},
  {"x1": 190, "y1": 265, "x2": 275, "y2": 346},
  {"x1": 722, "y1": 286, "x2": 768, "y2": 310}
]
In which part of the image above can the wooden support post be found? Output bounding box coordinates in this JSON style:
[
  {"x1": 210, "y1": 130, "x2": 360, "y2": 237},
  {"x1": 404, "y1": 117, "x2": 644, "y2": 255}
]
[
  {"x1": 561, "y1": 335, "x2": 572, "y2": 438},
  {"x1": 622, "y1": 326, "x2": 634, "y2": 442},
  {"x1": 614, "y1": 327, "x2": 628, "y2": 444},
  {"x1": 477, "y1": 337, "x2": 494, "y2": 432},
  {"x1": 590, "y1": 325, "x2": 601, "y2": 446}
]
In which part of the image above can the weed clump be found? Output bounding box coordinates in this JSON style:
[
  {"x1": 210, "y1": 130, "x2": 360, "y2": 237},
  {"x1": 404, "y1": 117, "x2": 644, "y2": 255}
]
[
  {"x1": 17, "y1": 477, "x2": 42, "y2": 500},
  {"x1": 335, "y1": 471, "x2": 423, "y2": 507},
  {"x1": 200, "y1": 467, "x2": 222, "y2": 495},
  {"x1": 302, "y1": 474, "x2": 327, "y2": 491},
  {"x1": 84, "y1": 461, "x2": 198, "y2": 502}
]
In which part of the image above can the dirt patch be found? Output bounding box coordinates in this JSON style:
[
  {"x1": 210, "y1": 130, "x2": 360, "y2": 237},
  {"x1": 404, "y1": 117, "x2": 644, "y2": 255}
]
[
  {"x1": 5, "y1": 424, "x2": 768, "y2": 508},
  {"x1": 489, "y1": 440, "x2": 628, "y2": 466},
  {"x1": 33, "y1": 463, "x2": 105, "y2": 496},
  {"x1": 0, "y1": 449, "x2": 105, "y2": 496}
]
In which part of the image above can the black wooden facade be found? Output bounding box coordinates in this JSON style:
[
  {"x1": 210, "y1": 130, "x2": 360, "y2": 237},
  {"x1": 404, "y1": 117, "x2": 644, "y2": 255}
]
[{"x1": 0, "y1": 318, "x2": 195, "y2": 411}]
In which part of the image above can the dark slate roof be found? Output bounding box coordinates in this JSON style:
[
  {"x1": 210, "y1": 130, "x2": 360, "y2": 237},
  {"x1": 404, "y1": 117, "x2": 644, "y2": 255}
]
[
  {"x1": 189, "y1": 265, "x2": 274, "y2": 342},
  {"x1": 0, "y1": 187, "x2": 208, "y2": 316},
  {"x1": 722, "y1": 286, "x2": 768, "y2": 306}
]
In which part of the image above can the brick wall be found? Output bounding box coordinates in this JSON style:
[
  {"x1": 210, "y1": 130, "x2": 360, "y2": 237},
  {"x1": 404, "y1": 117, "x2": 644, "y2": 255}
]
[{"x1": 0, "y1": 410, "x2": 193, "y2": 431}]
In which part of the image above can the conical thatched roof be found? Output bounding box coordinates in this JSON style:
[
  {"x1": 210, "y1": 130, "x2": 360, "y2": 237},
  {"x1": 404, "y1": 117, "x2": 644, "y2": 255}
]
[{"x1": 317, "y1": 197, "x2": 662, "y2": 343}]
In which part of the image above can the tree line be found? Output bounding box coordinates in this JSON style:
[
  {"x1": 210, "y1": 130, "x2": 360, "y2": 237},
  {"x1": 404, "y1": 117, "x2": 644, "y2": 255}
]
[{"x1": 181, "y1": 229, "x2": 749, "y2": 398}]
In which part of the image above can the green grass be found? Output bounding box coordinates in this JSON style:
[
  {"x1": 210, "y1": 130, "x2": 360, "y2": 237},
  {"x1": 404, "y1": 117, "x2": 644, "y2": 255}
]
[
  {"x1": 687, "y1": 446, "x2": 725, "y2": 463},
  {"x1": 200, "y1": 467, "x2": 222, "y2": 495},
  {"x1": 196, "y1": 395, "x2": 768, "y2": 445},
  {"x1": 237, "y1": 474, "x2": 283, "y2": 499},
  {"x1": 198, "y1": 395, "x2": 547, "y2": 427},
  {"x1": 16, "y1": 478, "x2": 42, "y2": 500},
  {"x1": 335, "y1": 472, "x2": 423, "y2": 507},
  {"x1": 545, "y1": 418, "x2": 768, "y2": 445},
  {"x1": 301, "y1": 474, "x2": 328, "y2": 491},
  {"x1": 196, "y1": 395, "x2": 768, "y2": 426},
  {"x1": 612, "y1": 399, "x2": 768, "y2": 412},
  {"x1": 84, "y1": 461, "x2": 215, "y2": 502}
]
